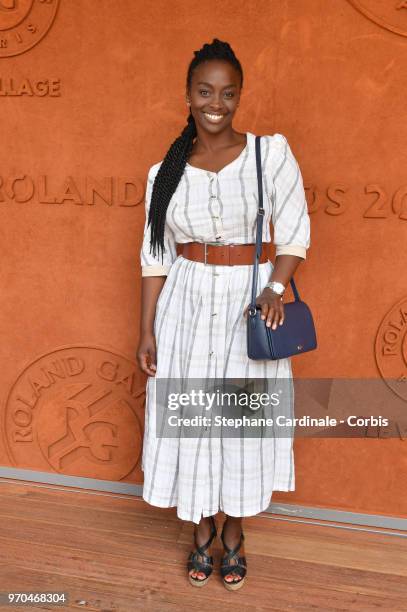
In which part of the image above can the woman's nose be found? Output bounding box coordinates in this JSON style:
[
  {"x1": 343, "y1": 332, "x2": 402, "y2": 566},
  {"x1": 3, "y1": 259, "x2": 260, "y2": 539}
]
[{"x1": 209, "y1": 95, "x2": 223, "y2": 107}]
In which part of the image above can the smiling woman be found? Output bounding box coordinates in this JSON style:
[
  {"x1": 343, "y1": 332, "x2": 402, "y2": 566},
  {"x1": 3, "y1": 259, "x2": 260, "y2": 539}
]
[
  {"x1": 137, "y1": 37, "x2": 311, "y2": 591},
  {"x1": 185, "y1": 62, "x2": 247, "y2": 173}
]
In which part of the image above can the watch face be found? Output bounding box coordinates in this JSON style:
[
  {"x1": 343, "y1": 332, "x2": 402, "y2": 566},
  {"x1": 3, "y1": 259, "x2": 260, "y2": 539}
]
[
  {"x1": 272, "y1": 282, "x2": 285, "y2": 294},
  {"x1": 265, "y1": 282, "x2": 284, "y2": 294}
]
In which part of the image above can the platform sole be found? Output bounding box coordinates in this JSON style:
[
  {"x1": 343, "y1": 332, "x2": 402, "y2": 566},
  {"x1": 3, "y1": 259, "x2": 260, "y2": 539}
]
[
  {"x1": 188, "y1": 573, "x2": 212, "y2": 587},
  {"x1": 222, "y1": 576, "x2": 246, "y2": 590}
]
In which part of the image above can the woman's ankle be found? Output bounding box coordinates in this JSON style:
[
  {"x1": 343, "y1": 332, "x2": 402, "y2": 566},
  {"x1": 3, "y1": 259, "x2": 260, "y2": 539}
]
[
  {"x1": 194, "y1": 516, "x2": 214, "y2": 546},
  {"x1": 222, "y1": 517, "x2": 244, "y2": 548}
]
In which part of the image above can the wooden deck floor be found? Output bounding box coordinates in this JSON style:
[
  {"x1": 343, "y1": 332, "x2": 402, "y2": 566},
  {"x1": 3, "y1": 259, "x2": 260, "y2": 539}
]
[{"x1": 0, "y1": 480, "x2": 406, "y2": 611}]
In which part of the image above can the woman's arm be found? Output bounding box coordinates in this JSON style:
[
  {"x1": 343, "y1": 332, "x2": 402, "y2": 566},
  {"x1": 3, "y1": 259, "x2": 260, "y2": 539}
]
[
  {"x1": 137, "y1": 276, "x2": 166, "y2": 376},
  {"x1": 243, "y1": 254, "x2": 303, "y2": 329},
  {"x1": 258, "y1": 254, "x2": 304, "y2": 330},
  {"x1": 137, "y1": 163, "x2": 177, "y2": 376},
  {"x1": 270, "y1": 254, "x2": 303, "y2": 287},
  {"x1": 140, "y1": 277, "x2": 166, "y2": 335},
  {"x1": 244, "y1": 134, "x2": 310, "y2": 328}
]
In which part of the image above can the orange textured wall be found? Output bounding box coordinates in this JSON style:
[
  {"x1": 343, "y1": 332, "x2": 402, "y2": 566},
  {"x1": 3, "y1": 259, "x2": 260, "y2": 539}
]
[{"x1": 1, "y1": 0, "x2": 406, "y2": 518}]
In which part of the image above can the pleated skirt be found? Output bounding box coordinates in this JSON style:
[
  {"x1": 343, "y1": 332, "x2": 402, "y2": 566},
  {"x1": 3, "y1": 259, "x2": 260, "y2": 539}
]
[{"x1": 141, "y1": 254, "x2": 295, "y2": 524}]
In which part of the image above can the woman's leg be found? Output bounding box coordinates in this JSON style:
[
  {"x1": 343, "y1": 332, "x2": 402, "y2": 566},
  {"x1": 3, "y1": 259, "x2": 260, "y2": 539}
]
[
  {"x1": 188, "y1": 515, "x2": 217, "y2": 581},
  {"x1": 221, "y1": 515, "x2": 246, "y2": 583}
]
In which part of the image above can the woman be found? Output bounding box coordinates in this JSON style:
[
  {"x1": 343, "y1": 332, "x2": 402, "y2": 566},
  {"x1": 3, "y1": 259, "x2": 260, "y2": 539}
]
[{"x1": 137, "y1": 38, "x2": 310, "y2": 590}]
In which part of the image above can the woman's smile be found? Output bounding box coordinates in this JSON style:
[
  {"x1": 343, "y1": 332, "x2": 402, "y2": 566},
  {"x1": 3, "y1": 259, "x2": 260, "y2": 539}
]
[{"x1": 203, "y1": 111, "x2": 226, "y2": 123}]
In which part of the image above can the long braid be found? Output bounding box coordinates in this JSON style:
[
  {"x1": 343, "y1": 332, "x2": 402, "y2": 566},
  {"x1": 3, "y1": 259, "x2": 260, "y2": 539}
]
[{"x1": 147, "y1": 37, "x2": 243, "y2": 262}]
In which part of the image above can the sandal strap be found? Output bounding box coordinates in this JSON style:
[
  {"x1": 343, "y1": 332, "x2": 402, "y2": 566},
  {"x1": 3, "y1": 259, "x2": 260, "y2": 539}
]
[
  {"x1": 193, "y1": 516, "x2": 217, "y2": 555},
  {"x1": 220, "y1": 526, "x2": 247, "y2": 579},
  {"x1": 188, "y1": 552, "x2": 214, "y2": 576},
  {"x1": 187, "y1": 516, "x2": 217, "y2": 576},
  {"x1": 221, "y1": 528, "x2": 244, "y2": 559},
  {"x1": 188, "y1": 549, "x2": 213, "y2": 566},
  {"x1": 220, "y1": 555, "x2": 247, "y2": 579}
]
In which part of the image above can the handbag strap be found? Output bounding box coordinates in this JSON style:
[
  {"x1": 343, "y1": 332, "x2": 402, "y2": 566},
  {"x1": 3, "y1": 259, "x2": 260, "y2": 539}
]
[{"x1": 249, "y1": 135, "x2": 300, "y2": 313}]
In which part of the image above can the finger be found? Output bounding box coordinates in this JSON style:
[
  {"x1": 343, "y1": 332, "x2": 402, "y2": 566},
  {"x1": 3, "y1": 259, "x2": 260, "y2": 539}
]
[
  {"x1": 272, "y1": 301, "x2": 284, "y2": 330},
  {"x1": 147, "y1": 351, "x2": 157, "y2": 375},
  {"x1": 278, "y1": 302, "x2": 285, "y2": 326},
  {"x1": 260, "y1": 302, "x2": 269, "y2": 321},
  {"x1": 141, "y1": 353, "x2": 156, "y2": 377},
  {"x1": 149, "y1": 350, "x2": 157, "y2": 368},
  {"x1": 266, "y1": 306, "x2": 275, "y2": 327},
  {"x1": 271, "y1": 308, "x2": 280, "y2": 330}
]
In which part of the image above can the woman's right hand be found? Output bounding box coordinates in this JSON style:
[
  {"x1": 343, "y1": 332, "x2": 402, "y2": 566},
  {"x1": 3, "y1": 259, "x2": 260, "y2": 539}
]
[{"x1": 137, "y1": 331, "x2": 158, "y2": 377}]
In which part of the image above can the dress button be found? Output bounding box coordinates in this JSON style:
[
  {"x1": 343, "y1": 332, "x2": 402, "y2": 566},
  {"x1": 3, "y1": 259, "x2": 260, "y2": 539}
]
[{"x1": 209, "y1": 351, "x2": 214, "y2": 356}]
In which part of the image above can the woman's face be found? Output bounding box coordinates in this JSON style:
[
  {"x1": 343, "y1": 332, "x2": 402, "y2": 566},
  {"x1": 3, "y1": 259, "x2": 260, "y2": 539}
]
[{"x1": 187, "y1": 59, "x2": 242, "y2": 134}]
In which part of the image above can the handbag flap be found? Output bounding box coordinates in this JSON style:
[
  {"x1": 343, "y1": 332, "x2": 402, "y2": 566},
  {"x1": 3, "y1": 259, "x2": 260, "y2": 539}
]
[{"x1": 267, "y1": 300, "x2": 317, "y2": 359}]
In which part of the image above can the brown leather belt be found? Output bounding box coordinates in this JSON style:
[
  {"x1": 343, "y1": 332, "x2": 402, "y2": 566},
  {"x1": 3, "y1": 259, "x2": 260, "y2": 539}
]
[{"x1": 176, "y1": 241, "x2": 271, "y2": 265}]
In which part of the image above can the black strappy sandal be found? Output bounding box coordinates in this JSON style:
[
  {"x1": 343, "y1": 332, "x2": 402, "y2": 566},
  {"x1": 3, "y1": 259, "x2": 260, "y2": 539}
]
[
  {"x1": 220, "y1": 522, "x2": 247, "y2": 591},
  {"x1": 187, "y1": 515, "x2": 217, "y2": 587}
]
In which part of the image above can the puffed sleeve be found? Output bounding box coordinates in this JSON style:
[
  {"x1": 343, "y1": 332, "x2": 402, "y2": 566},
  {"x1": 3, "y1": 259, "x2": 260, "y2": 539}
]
[
  {"x1": 140, "y1": 162, "x2": 178, "y2": 277},
  {"x1": 269, "y1": 134, "x2": 310, "y2": 259}
]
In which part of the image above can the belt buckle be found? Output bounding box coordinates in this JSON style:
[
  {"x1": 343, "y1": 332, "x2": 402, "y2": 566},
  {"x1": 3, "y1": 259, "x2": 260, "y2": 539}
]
[{"x1": 204, "y1": 241, "x2": 222, "y2": 265}]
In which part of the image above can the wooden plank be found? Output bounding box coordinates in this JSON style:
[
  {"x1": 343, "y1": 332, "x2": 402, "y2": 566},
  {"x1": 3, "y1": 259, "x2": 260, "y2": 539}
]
[
  {"x1": 0, "y1": 481, "x2": 406, "y2": 610},
  {"x1": 1, "y1": 538, "x2": 406, "y2": 611}
]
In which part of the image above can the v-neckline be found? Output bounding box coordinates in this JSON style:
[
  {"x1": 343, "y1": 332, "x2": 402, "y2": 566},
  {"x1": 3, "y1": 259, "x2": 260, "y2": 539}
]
[{"x1": 186, "y1": 132, "x2": 251, "y2": 175}]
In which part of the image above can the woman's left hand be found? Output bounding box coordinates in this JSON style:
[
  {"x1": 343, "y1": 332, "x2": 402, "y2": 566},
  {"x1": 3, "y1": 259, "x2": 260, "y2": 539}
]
[{"x1": 243, "y1": 288, "x2": 285, "y2": 330}]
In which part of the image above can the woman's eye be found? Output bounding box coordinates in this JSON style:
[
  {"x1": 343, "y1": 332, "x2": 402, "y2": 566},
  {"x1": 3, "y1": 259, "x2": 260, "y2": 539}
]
[{"x1": 199, "y1": 90, "x2": 234, "y2": 97}]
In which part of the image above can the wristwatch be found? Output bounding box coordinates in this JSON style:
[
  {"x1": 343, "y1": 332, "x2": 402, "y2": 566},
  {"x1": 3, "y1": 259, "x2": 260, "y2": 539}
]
[{"x1": 264, "y1": 280, "x2": 285, "y2": 296}]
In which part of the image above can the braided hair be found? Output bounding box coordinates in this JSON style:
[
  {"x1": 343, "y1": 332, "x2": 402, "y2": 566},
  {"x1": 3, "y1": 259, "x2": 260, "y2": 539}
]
[{"x1": 147, "y1": 38, "x2": 244, "y2": 263}]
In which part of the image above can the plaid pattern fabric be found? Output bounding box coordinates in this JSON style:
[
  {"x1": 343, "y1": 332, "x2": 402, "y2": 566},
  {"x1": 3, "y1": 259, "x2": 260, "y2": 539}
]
[{"x1": 140, "y1": 132, "x2": 310, "y2": 524}]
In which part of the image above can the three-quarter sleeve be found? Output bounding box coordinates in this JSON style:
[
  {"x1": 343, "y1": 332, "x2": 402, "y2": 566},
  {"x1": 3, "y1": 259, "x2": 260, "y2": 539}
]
[
  {"x1": 269, "y1": 134, "x2": 310, "y2": 260},
  {"x1": 140, "y1": 163, "x2": 178, "y2": 277}
]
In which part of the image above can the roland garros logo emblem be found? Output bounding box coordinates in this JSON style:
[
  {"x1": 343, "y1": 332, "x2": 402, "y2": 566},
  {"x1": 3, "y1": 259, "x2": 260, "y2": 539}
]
[
  {"x1": 3, "y1": 345, "x2": 146, "y2": 479},
  {"x1": 375, "y1": 297, "x2": 407, "y2": 401},
  {"x1": 0, "y1": 0, "x2": 60, "y2": 58}
]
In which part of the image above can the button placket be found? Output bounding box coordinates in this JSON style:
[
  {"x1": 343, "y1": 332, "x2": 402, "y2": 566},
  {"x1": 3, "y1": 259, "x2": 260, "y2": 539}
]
[
  {"x1": 206, "y1": 176, "x2": 223, "y2": 371},
  {"x1": 209, "y1": 177, "x2": 224, "y2": 241},
  {"x1": 210, "y1": 282, "x2": 228, "y2": 386},
  {"x1": 209, "y1": 269, "x2": 218, "y2": 356}
]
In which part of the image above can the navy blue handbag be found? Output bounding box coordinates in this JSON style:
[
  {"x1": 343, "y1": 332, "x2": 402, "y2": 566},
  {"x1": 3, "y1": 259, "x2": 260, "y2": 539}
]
[{"x1": 247, "y1": 135, "x2": 317, "y2": 360}]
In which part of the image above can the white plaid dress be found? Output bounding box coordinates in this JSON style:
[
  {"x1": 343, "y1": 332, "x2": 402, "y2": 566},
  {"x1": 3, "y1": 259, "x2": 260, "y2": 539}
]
[{"x1": 140, "y1": 132, "x2": 311, "y2": 524}]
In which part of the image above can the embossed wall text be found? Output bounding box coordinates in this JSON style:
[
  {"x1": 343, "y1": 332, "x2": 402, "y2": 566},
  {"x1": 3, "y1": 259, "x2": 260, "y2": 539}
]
[
  {"x1": 0, "y1": 175, "x2": 145, "y2": 207},
  {"x1": 305, "y1": 184, "x2": 407, "y2": 220},
  {"x1": 0, "y1": 77, "x2": 61, "y2": 96}
]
